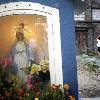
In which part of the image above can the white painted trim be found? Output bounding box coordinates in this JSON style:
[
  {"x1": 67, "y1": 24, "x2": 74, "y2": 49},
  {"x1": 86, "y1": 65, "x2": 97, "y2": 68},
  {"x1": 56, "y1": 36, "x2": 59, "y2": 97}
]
[{"x1": 0, "y1": 2, "x2": 63, "y2": 85}]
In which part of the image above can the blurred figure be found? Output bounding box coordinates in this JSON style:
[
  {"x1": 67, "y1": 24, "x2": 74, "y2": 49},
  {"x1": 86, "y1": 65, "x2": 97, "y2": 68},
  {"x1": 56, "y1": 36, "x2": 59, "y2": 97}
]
[
  {"x1": 11, "y1": 31, "x2": 34, "y2": 82},
  {"x1": 96, "y1": 35, "x2": 100, "y2": 55}
]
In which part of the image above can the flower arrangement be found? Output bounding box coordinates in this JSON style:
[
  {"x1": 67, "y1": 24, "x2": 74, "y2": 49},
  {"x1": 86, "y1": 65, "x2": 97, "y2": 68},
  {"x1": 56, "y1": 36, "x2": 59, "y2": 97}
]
[
  {"x1": 0, "y1": 59, "x2": 75, "y2": 100},
  {"x1": 25, "y1": 59, "x2": 49, "y2": 74},
  {"x1": 0, "y1": 80, "x2": 75, "y2": 100},
  {"x1": 26, "y1": 59, "x2": 50, "y2": 92},
  {"x1": 0, "y1": 57, "x2": 12, "y2": 89}
]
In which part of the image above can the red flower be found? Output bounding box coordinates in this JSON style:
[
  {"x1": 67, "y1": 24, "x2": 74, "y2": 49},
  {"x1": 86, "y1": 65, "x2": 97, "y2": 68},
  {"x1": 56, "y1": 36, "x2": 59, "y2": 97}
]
[
  {"x1": 19, "y1": 89, "x2": 25, "y2": 97},
  {"x1": 52, "y1": 84, "x2": 56, "y2": 89},
  {"x1": 51, "y1": 84, "x2": 61, "y2": 90},
  {"x1": 5, "y1": 91, "x2": 11, "y2": 97}
]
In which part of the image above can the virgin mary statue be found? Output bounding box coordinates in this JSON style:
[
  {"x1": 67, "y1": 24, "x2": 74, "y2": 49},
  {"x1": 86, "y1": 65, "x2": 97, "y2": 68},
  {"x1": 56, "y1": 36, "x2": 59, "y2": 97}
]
[{"x1": 11, "y1": 30, "x2": 34, "y2": 82}]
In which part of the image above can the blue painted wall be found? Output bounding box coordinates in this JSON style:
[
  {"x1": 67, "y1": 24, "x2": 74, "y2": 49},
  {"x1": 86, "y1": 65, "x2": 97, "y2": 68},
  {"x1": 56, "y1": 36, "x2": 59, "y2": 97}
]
[{"x1": 0, "y1": 0, "x2": 79, "y2": 99}]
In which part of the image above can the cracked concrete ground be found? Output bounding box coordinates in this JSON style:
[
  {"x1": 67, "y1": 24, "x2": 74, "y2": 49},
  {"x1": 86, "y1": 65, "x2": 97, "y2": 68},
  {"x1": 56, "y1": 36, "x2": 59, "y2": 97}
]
[{"x1": 77, "y1": 55, "x2": 100, "y2": 98}]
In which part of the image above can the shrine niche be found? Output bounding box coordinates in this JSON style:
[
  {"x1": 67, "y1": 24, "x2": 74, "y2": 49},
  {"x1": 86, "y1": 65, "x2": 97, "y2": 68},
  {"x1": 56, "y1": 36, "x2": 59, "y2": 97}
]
[
  {"x1": 0, "y1": 14, "x2": 50, "y2": 90},
  {"x1": 0, "y1": 2, "x2": 63, "y2": 86}
]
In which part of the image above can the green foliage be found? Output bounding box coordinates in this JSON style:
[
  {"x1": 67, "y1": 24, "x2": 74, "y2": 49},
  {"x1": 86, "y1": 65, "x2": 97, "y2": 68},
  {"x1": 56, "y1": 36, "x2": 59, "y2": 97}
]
[
  {"x1": 84, "y1": 48, "x2": 98, "y2": 56},
  {"x1": 87, "y1": 61, "x2": 99, "y2": 72},
  {"x1": 39, "y1": 84, "x2": 64, "y2": 100},
  {"x1": 80, "y1": 50, "x2": 100, "y2": 73}
]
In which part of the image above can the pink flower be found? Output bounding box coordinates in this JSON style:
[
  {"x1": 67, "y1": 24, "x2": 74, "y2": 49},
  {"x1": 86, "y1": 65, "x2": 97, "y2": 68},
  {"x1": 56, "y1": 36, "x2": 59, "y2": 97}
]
[
  {"x1": 28, "y1": 84, "x2": 33, "y2": 89},
  {"x1": 0, "y1": 57, "x2": 12, "y2": 67},
  {"x1": 27, "y1": 75, "x2": 32, "y2": 84},
  {"x1": 27, "y1": 75, "x2": 33, "y2": 89}
]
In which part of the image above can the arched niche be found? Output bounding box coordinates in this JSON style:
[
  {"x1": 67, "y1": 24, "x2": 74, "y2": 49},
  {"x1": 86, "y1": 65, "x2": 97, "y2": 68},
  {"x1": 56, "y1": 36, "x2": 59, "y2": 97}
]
[{"x1": 0, "y1": 2, "x2": 63, "y2": 85}]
